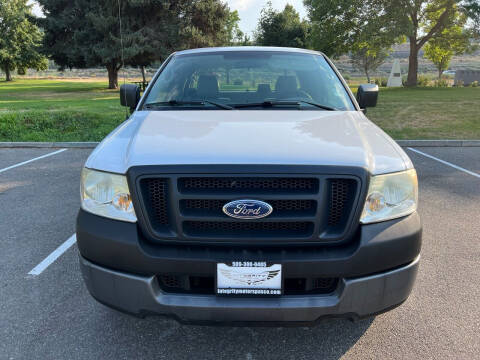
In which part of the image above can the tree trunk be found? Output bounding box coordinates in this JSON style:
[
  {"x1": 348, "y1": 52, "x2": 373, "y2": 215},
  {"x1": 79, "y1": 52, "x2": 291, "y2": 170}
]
[
  {"x1": 406, "y1": 38, "x2": 419, "y2": 87},
  {"x1": 365, "y1": 67, "x2": 370, "y2": 83},
  {"x1": 106, "y1": 63, "x2": 119, "y2": 89},
  {"x1": 5, "y1": 66, "x2": 12, "y2": 82},
  {"x1": 141, "y1": 66, "x2": 146, "y2": 84},
  {"x1": 438, "y1": 68, "x2": 442, "y2": 80}
]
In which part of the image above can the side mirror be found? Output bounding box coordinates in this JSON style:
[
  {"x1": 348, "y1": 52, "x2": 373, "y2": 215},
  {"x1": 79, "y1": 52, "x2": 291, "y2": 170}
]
[
  {"x1": 120, "y1": 84, "x2": 140, "y2": 110},
  {"x1": 356, "y1": 84, "x2": 378, "y2": 112}
]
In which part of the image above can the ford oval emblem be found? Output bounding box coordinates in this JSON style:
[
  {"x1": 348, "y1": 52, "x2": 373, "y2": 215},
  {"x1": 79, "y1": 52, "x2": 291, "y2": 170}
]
[{"x1": 222, "y1": 200, "x2": 273, "y2": 220}]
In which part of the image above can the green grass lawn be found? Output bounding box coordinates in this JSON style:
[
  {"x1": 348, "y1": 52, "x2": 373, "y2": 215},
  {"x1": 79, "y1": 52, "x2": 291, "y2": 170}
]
[
  {"x1": 367, "y1": 87, "x2": 480, "y2": 139},
  {"x1": 0, "y1": 79, "x2": 125, "y2": 141},
  {"x1": 1, "y1": 79, "x2": 479, "y2": 141}
]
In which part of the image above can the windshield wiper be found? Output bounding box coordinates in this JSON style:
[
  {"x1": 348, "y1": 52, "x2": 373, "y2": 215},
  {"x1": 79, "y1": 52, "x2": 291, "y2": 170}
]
[
  {"x1": 144, "y1": 100, "x2": 233, "y2": 110},
  {"x1": 233, "y1": 100, "x2": 336, "y2": 111},
  {"x1": 295, "y1": 100, "x2": 337, "y2": 111}
]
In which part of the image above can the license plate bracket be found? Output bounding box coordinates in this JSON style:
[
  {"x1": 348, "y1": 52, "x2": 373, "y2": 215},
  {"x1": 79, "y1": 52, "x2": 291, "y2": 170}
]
[{"x1": 216, "y1": 262, "x2": 282, "y2": 296}]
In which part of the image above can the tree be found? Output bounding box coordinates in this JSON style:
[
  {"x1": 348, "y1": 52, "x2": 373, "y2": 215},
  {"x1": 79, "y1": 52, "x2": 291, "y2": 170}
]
[
  {"x1": 39, "y1": 0, "x2": 189, "y2": 89},
  {"x1": 373, "y1": 0, "x2": 480, "y2": 86},
  {"x1": 225, "y1": 10, "x2": 244, "y2": 45},
  {"x1": 124, "y1": 2, "x2": 189, "y2": 85},
  {"x1": 134, "y1": 3, "x2": 242, "y2": 83},
  {"x1": 424, "y1": 7, "x2": 473, "y2": 79},
  {"x1": 304, "y1": 0, "x2": 401, "y2": 58},
  {"x1": 255, "y1": 2, "x2": 310, "y2": 48},
  {"x1": 240, "y1": 34, "x2": 253, "y2": 46},
  {"x1": 462, "y1": 0, "x2": 480, "y2": 37},
  {"x1": 305, "y1": 0, "x2": 478, "y2": 86},
  {"x1": 384, "y1": 1, "x2": 461, "y2": 86},
  {"x1": 39, "y1": 0, "x2": 239, "y2": 89},
  {"x1": 0, "y1": 0, "x2": 48, "y2": 81},
  {"x1": 182, "y1": 0, "x2": 240, "y2": 49},
  {"x1": 350, "y1": 45, "x2": 391, "y2": 83}
]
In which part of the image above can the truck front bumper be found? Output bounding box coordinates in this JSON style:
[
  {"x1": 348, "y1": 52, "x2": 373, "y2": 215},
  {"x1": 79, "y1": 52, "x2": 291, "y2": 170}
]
[
  {"x1": 77, "y1": 209, "x2": 421, "y2": 325},
  {"x1": 80, "y1": 255, "x2": 419, "y2": 324}
]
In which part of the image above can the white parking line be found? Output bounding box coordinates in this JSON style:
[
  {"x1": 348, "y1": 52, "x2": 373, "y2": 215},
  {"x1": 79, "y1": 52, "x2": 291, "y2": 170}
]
[
  {"x1": 0, "y1": 148, "x2": 67, "y2": 174},
  {"x1": 28, "y1": 234, "x2": 77, "y2": 276},
  {"x1": 408, "y1": 147, "x2": 480, "y2": 179}
]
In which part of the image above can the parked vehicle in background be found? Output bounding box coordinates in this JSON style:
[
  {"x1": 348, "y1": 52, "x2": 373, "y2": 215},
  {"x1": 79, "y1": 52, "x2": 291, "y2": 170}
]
[
  {"x1": 443, "y1": 70, "x2": 456, "y2": 76},
  {"x1": 77, "y1": 47, "x2": 421, "y2": 325}
]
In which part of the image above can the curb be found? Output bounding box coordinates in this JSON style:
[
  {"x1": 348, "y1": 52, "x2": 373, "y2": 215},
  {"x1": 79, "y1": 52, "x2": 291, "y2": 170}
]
[
  {"x1": 395, "y1": 140, "x2": 480, "y2": 147},
  {"x1": 0, "y1": 140, "x2": 480, "y2": 149},
  {"x1": 0, "y1": 142, "x2": 99, "y2": 149}
]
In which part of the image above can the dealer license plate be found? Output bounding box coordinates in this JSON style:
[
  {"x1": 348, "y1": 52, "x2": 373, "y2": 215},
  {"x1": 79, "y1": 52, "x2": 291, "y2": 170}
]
[{"x1": 216, "y1": 262, "x2": 282, "y2": 296}]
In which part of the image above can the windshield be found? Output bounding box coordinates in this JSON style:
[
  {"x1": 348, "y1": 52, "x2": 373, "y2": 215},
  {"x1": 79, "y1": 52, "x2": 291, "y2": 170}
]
[{"x1": 143, "y1": 51, "x2": 355, "y2": 111}]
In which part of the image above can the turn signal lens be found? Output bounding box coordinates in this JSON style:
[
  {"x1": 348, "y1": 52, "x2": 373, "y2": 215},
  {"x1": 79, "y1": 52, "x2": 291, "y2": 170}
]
[
  {"x1": 112, "y1": 193, "x2": 133, "y2": 212},
  {"x1": 365, "y1": 192, "x2": 386, "y2": 213}
]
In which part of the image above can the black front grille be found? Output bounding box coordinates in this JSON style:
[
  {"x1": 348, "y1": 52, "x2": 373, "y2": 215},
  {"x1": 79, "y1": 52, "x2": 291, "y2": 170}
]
[
  {"x1": 158, "y1": 273, "x2": 338, "y2": 295},
  {"x1": 181, "y1": 199, "x2": 316, "y2": 217},
  {"x1": 327, "y1": 179, "x2": 358, "y2": 230},
  {"x1": 179, "y1": 177, "x2": 318, "y2": 194},
  {"x1": 160, "y1": 274, "x2": 181, "y2": 288},
  {"x1": 184, "y1": 221, "x2": 314, "y2": 238},
  {"x1": 136, "y1": 173, "x2": 361, "y2": 244},
  {"x1": 140, "y1": 178, "x2": 170, "y2": 232},
  {"x1": 159, "y1": 275, "x2": 214, "y2": 295},
  {"x1": 283, "y1": 277, "x2": 338, "y2": 295}
]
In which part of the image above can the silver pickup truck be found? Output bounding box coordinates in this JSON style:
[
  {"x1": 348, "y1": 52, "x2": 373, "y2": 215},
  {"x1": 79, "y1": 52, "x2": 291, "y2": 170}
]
[{"x1": 77, "y1": 47, "x2": 421, "y2": 325}]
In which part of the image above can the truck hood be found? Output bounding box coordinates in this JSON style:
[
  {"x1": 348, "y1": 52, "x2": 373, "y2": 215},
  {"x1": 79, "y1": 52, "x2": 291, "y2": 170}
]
[{"x1": 85, "y1": 110, "x2": 411, "y2": 175}]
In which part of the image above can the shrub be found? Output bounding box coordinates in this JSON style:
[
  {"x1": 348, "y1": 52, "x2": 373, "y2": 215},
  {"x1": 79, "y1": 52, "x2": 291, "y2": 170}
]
[
  {"x1": 417, "y1": 75, "x2": 430, "y2": 87},
  {"x1": 434, "y1": 79, "x2": 449, "y2": 87},
  {"x1": 343, "y1": 74, "x2": 351, "y2": 81},
  {"x1": 469, "y1": 81, "x2": 478, "y2": 87},
  {"x1": 374, "y1": 78, "x2": 388, "y2": 87}
]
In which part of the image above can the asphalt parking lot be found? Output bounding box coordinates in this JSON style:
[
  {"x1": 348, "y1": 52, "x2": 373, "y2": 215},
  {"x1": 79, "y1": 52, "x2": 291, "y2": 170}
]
[{"x1": 0, "y1": 146, "x2": 479, "y2": 359}]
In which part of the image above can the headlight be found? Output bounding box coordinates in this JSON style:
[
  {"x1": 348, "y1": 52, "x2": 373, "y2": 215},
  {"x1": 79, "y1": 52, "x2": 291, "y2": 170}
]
[
  {"x1": 80, "y1": 168, "x2": 137, "y2": 222},
  {"x1": 360, "y1": 169, "x2": 418, "y2": 224}
]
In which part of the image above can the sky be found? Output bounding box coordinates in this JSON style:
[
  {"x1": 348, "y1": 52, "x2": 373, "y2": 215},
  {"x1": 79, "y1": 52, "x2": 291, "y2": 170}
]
[
  {"x1": 30, "y1": 1, "x2": 307, "y2": 35},
  {"x1": 30, "y1": 1, "x2": 42, "y2": 16},
  {"x1": 226, "y1": 0, "x2": 307, "y2": 35}
]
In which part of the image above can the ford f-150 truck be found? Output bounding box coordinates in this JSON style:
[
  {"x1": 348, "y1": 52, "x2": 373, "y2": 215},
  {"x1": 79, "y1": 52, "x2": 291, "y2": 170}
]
[{"x1": 77, "y1": 47, "x2": 421, "y2": 325}]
